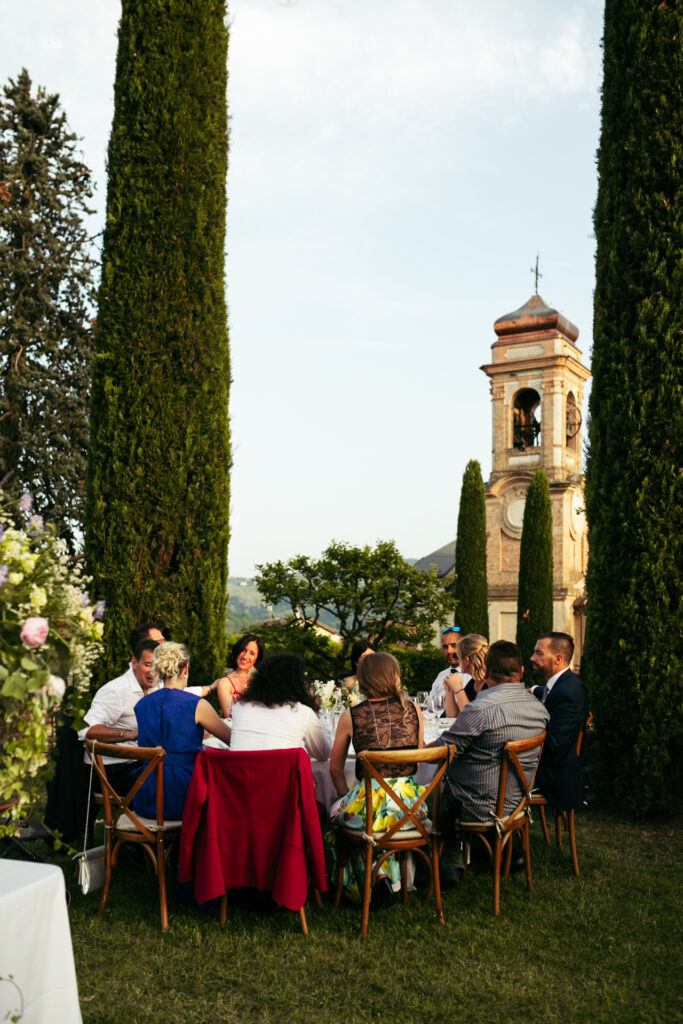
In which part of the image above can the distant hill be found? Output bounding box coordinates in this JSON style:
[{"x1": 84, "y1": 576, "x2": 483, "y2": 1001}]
[
  {"x1": 226, "y1": 578, "x2": 289, "y2": 632},
  {"x1": 226, "y1": 577, "x2": 341, "y2": 633}
]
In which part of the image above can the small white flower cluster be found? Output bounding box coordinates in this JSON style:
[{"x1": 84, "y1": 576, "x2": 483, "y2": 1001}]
[{"x1": 313, "y1": 679, "x2": 342, "y2": 710}]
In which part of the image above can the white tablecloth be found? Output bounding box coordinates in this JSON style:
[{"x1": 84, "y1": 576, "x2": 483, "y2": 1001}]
[{"x1": 0, "y1": 860, "x2": 82, "y2": 1024}]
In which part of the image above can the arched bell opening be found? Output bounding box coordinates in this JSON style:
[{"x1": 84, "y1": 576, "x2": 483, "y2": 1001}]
[
  {"x1": 566, "y1": 391, "x2": 581, "y2": 451},
  {"x1": 512, "y1": 388, "x2": 541, "y2": 450}
]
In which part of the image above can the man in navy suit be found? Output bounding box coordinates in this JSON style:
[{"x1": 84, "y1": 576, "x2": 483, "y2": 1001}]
[{"x1": 529, "y1": 632, "x2": 589, "y2": 811}]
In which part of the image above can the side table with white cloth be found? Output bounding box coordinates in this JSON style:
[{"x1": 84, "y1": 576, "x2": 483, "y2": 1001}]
[{"x1": 0, "y1": 860, "x2": 82, "y2": 1024}]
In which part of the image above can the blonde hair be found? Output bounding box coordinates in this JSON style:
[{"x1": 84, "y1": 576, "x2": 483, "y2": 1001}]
[
  {"x1": 356, "y1": 652, "x2": 411, "y2": 720},
  {"x1": 152, "y1": 641, "x2": 190, "y2": 684},
  {"x1": 456, "y1": 634, "x2": 489, "y2": 683}
]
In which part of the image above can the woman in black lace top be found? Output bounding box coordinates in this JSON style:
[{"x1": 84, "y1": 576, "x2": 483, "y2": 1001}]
[{"x1": 328, "y1": 653, "x2": 425, "y2": 904}]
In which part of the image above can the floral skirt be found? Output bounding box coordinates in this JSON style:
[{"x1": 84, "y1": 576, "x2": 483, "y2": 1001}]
[{"x1": 327, "y1": 775, "x2": 427, "y2": 903}]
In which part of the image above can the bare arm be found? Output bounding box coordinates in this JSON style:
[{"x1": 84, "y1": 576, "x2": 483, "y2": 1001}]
[
  {"x1": 329, "y1": 709, "x2": 353, "y2": 798},
  {"x1": 216, "y1": 676, "x2": 234, "y2": 719},
  {"x1": 85, "y1": 724, "x2": 137, "y2": 743},
  {"x1": 195, "y1": 698, "x2": 232, "y2": 745},
  {"x1": 444, "y1": 673, "x2": 469, "y2": 718}
]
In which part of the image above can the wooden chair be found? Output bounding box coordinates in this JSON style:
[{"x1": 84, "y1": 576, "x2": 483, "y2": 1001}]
[
  {"x1": 529, "y1": 713, "x2": 593, "y2": 876},
  {"x1": 332, "y1": 745, "x2": 455, "y2": 937},
  {"x1": 460, "y1": 732, "x2": 546, "y2": 916},
  {"x1": 85, "y1": 740, "x2": 183, "y2": 930},
  {"x1": 177, "y1": 748, "x2": 328, "y2": 935}
]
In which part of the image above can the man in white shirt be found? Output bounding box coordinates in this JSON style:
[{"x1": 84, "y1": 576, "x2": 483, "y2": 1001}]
[
  {"x1": 429, "y1": 626, "x2": 465, "y2": 711},
  {"x1": 79, "y1": 637, "x2": 160, "y2": 789}
]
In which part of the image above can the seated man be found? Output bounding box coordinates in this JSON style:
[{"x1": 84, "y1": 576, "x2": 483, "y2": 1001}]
[
  {"x1": 78, "y1": 637, "x2": 160, "y2": 791},
  {"x1": 435, "y1": 640, "x2": 549, "y2": 880},
  {"x1": 429, "y1": 626, "x2": 465, "y2": 712},
  {"x1": 529, "y1": 632, "x2": 589, "y2": 811}
]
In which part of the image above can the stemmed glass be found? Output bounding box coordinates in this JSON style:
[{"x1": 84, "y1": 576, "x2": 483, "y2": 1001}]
[{"x1": 415, "y1": 691, "x2": 428, "y2": 710}]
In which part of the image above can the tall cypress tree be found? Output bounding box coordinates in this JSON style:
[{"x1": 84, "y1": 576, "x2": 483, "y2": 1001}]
[
  {"x1": 516, "y1": 470, "x2": 553, "y2": 676},
  {"x1": 86, "y1": 1, "x2": 231, "y2": 686},
  {"x1": 454, "y1": 459, "x2": 489, "y2": 636},
  {"x1": 0, "y1": 70, "x2": 96, "y2": 550},
  {"x1": 584, "y1": 1, "x2": 682, "y2": 813}
]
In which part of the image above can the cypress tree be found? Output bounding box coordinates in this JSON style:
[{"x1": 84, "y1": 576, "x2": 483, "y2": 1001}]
[
  {"x1": 516, "y1": 470, "x2": 553, "y2": 675},
  {"x1": 454, "y1": 459, "x2": 489, "y2": 636},
  {"x1": 86, "y1": 0, "x2": 231, "y2": 686},
  {"x1": 0, "y1": 70, "x2": 96, "y2": 550},
  {"x1": 584, "y1": 0, "x2": 682, "y2": 813}
]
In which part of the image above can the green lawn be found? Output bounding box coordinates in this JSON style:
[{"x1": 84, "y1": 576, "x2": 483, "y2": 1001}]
[{"x1": 33, "y1": 808, "x2": 683, "y2": 1024}]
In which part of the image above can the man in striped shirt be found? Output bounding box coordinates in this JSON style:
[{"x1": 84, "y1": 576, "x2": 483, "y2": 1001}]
[{"x1": 436, "y1": 640, "x2": 549, "y2": 880}]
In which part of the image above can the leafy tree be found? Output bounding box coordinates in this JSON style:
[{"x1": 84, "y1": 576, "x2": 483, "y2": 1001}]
[
  {"x1": 255, "y1": 540, "x2": 450, "y2": 679},
  {"x1": 0, "y1": 70, "x2": 96, "y2": 551},
  {"x1": 516, "y1": 470, "x2": 553, "y2": 676},
  {"x1": 454, "y1": 459, "x2": 489, "y2": 636},
  {"x1": 583, "y1": 0, "x2": 682, "y2": 814},
  {"x1": 86, "y1": 0, "x2": 231, "y2": 687}
]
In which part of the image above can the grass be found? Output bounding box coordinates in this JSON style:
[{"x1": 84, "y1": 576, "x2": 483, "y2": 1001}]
[{"x1": 21, "y1": 807, "x2": 683, "y2": 1024}]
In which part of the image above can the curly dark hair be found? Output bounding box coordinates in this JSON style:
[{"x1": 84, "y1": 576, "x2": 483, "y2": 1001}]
[
  {"x1": 228, "y1": 633, "x2": 266, "y2": 669},
  {"x1": 242, "y1": 652, "x2": 319, "y2": 712}
]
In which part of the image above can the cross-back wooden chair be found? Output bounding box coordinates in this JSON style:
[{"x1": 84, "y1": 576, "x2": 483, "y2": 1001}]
[
  {"x1": 85, "y1": 740, "x2": 183, "y2": 930},
  {"x1": 529, "y1": 713, "x2": 592, "y2": 876},
  {"x1": 333, "y1": 745, "x2": 455, "y2": 937},
  {"x1": 460, "y1": 732, "x2": 546, "y2": 916}
]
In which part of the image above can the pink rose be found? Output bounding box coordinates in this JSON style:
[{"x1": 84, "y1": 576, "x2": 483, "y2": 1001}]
[{"x1": 20, "y1": 616, "x2": 49, "y2": 648}]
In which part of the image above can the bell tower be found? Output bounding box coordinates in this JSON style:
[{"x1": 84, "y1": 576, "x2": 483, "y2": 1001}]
[{"x1": 480, "y1": 293, "x2": 591, "y2": 660}]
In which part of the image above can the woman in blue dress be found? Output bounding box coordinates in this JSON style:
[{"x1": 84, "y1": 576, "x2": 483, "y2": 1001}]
[{"x1": 133, "y1": 642, "x2": 232, "y2": 820}]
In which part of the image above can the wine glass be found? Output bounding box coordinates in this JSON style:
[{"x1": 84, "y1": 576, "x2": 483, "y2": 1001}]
[{"x1": 415, "y1": 691, "x2": 428, "y2": 710}]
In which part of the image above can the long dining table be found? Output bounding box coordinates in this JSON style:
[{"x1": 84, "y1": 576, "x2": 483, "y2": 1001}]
[{"x1": 203, "y1": 716, "x2": 454, "y2": 813}]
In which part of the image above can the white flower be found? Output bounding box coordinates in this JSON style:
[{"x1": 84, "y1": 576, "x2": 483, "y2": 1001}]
[
  {"x1": 43, "y1": 674, "x2": 66, "y2": 700},
  {"x1": 29, "y1": 586, "x2": 48, "y2": 611},
  {"x1": 20, "y1": 553, "x2": 38, "y2": 573},
  {"x1": 8, "y1": 571, "x2": 23, "y2": 585}
]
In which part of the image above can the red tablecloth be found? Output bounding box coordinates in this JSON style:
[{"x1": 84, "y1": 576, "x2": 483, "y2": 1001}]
[{"x1": 178, "y1": 747, "x2": 328, "y2": 910}]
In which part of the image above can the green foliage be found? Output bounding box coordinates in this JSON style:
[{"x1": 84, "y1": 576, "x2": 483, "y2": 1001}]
[
  {"x1": 516, "y1": 470, "x2": 553, "y2": 675},
  {"x1": 388, "y1": 645, "x2": 445, "y2": 696},
  {"x1": 584, "y1": 0, "x2": 683, "y2": 814},
  {"x1": 255, "y1": 539, "x2": 450, "y2": 679},
  {"x1": 0, "y1": 490, "x2": 103, "y2": 836},
  {"x1": 0, "y1": 70, "x2": 96, "y2": 552},
  {"x1": 85, "y1": 1, "x2": 231, "y2": 688},
  {"x1": 454, "y1": 459, "x2": 489, "y2": 636}
]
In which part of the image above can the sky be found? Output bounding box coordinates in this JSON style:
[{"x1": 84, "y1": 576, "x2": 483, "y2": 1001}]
[{"x1": 0, "y1": 0, "x2": 604, "y2": 577}]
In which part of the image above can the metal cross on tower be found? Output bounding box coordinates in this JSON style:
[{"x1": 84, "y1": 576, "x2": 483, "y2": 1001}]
[{"x1": 530, "y1": 253, "x2": 543, "y2": 293}]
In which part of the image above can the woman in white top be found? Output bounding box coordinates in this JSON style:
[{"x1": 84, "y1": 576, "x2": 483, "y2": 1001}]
[{"x1": 230, "y1": 652, "x2": 331, "y2": 762}]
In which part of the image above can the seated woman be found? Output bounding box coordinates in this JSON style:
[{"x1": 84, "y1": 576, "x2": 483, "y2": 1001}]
[
  {"x1": 342, "y1": 638, "x2": 375, "y2": 694},
  {"x1": 443, "y1": 634, "x2": 489, "y2": 718},
  {"x1": 328, "y1": 652, "x2": 425, "y2": 904},
  {"x1": 217, "y1": 633, "x2": 266, "y2": 718},
  {"x1": 230, "y1": 651, "x2": 331, "y2": 761},
  {"x1": 133, "y1": 642, "x2": 232, "y2": 820}
]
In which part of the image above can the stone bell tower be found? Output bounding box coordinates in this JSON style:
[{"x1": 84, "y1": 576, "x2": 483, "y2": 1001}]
[{"x1": 480, "y1": 293, "x2": 591, "y2": 662}]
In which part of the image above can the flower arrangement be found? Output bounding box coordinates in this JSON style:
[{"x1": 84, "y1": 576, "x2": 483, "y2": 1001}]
[
  {"x1": 313, "y1": 679, "x2": 361, "y2": 710},
  {"x1": 0, "y1": 490, "x2": 104, "y2": 837}
]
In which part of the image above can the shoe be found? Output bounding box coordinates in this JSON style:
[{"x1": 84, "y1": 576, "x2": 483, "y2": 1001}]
[
  {"x1": 370, "y1": 877, "x2": 396, "y2": 911},
  {"x1": 509, "y1": 852, "x2": 526, "y2": 874}
]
